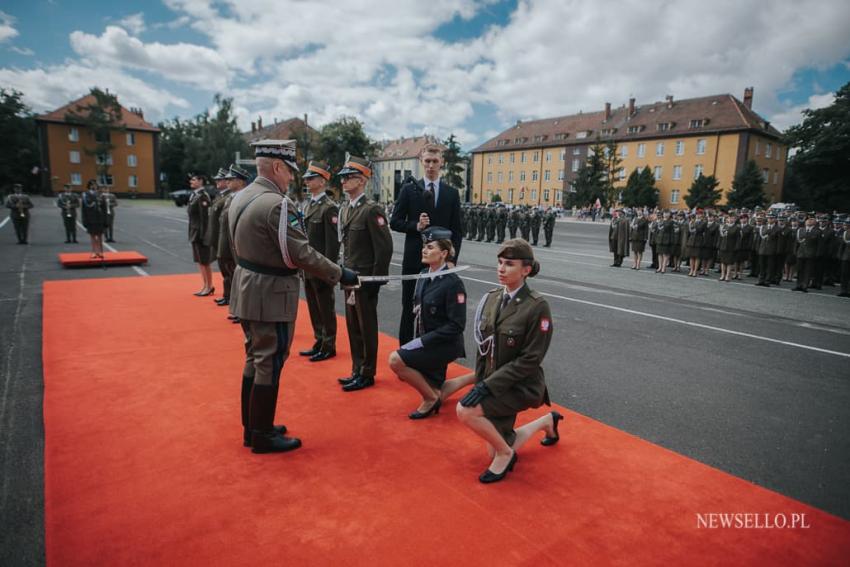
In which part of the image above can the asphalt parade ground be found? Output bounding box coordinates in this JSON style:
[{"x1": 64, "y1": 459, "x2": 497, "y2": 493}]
[{"x1": 1, "y1": 196, "x2": 849, "y2": 565}]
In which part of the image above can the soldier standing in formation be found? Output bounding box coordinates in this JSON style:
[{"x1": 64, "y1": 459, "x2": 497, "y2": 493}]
[
  {"x1": 519, "y1": 208, "x2": 531, "y2": 241},
  {"x1": 508, "y1": 207, "x2": 520, "y2": 239},
  {"x1": 187, "y1": 173, "x2": 216, "y2": 296},
  {"x1": 542, "y1": 208, "x2": 556, "y2": 247},
  {"x1": 229, "y1": 139, "x2": 358, "y2": 453},
  {"x1": 218, "y1": 165, "x2": 251, "y2": 311},
  {"x1": 793, "y1": 214, "x2": 820, "y2": 293},
  {"x1": 337, "y1": 156, "x2": 393, "y2": 392},
  {"x1": 466, "y1": 206, "x2": 477, "y2": 240},
  {"x1": 5, "y1": 184, "x2": 33, "y2": 244},
  {"x1": 717, "y1": 212, "x2": 740, "y2": 281},
  {"x1": 837, "y1": 217, "x2": 850, "y2": 297},
  {"x1": 686, "y1": 210, "x2": 706, "y2": 277},
  {"x1": 56, "y1": 184, "x2": 80, "y2": 243},
  {"x1": 298, "y1": 161, "x2": 341, "y2": 363},
  {"x1": 100, "y1": 185, "x2": 118, "y2": 243},
  {"x1": 655, "y1": 210, "x2": 675, "y2": 274},
  {"x1": 206, "y1": 168, "x2": 231, "y2": 304},
  {"x1": 783, "y1": 216, "x2": 799, "y2": 282},
  {"x1": 608, "y1": 209, "x2": 629, "y2": 267},
  {"x1": 628, "y1": 211, "x2": 648, "y2": 269},
  {"x1": 737, "y1": 212, "x2": 753, "y2": 280},
  {"x1": 486, "y1": 206, "x2": 497, "y2": 242},
  {"x1": 81, "y1": 180, "x2": 105, "y2": 258},
  {"x1": 496, "y1": 206, "x2": 507, "y2": 243},
  {"x1": 530, "y1": 208, "x2": 542, "y2": 245},
  {"x1": 477, "y1": 207, "x2": 488, "y2": 241},
  {"x1": 755, "y1": 213, "x2": 780, "y2": 287}
]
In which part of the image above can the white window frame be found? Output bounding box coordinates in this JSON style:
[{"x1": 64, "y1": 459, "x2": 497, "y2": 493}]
[
  {"x1": 69, "y1": 150, "x2": 81, "y2": 164},
  {"x1": 531, "y1": 189, "x2": 538, "y2": 200},
  {"x1": 519, "y1": 171, "x2": 526, "y2": 182},
  {"x1": 696, "y1": 139, "x2": 706, "y2": 155},
  {"x1": 694, "y1": 164, "x2": 704, "y2": 179},
  {"x1": 765, "y1": 143, "x2": 772, "y2": 158},
  {"x1": 126, "y1": 132, "x2": 136, "y2": 146},
  {"x1": 497, "y1": 172, "x2": 503, "y2": 183},
  {"x1": 675, "y1": 141, "x2": 684, "y2": 155},
  {"x1": 672, "y1": 165, "x2": 682, "y2": 180},
  {"x1": 544, "y1": 189, "x2": 550, "y2": 201},
  {"x1": 620, "y1": 145, "x2": 628, "y2": 158},
  {"x1": 637, "y1": 143, "x2": 646, "y2": 158},
  {"x1": 654, "y1": 166, "x2": 662, "y2": 180},
  {"x1": 129, "y1": 175, "x2": 138, "y2": 188},
  {"x1": 531, "y1": 171, "x2": 539, "y2": 181},
  {"x1": 544, "y1": 170, "x2": 551, "y2": 181},
  {"x1": 68, "y1": 127, "x2": 79, "y2": 142},
  {"x1": 571, "y1": 158, "x2": 580, "y2": 172},
  {"x1": 655, "y1": 142, "x2": 664, "y2": 156},
  {"x1": 70, "y1": 173, "x2": 82, "y2": 186},
  {"x1": 671, "y1": 190, "x2": 680, "y2": 204},
  {"x1": 572, "y1": 148, "x2": 581, "y2": 156},
  {"x1": 127, "y1": 154, "x2": 138, "y2": 167},
  {"x1": 97, "y1": 173, "x2": 114, "y2": 186},
  {"x1": 545, "y1": 151, "x2": 552, "y2": 162},
  {"x1": 558, "y1": 169, "x2": 564, "y2": 181}
]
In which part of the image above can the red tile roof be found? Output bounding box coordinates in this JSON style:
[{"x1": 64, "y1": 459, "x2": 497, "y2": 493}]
[
  {"x1": 36, "y1": 94, "x2": 159, "y2": 132},
  {"x1": 473, "y1": 94, "x2": 782, "y2": 153},
  {"x1": 374, "y1": 136, "x2": 445, "y2": 161},
  {"x1": 243, "y1": 117, "x2": 319, "y2": 144}
]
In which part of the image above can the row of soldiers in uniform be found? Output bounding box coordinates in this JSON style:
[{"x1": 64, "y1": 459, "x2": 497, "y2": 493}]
[
  {"x1": 608, "y1": 207, "x2": 850, "y2": 296},
  {"x1": 460, "y1": 204, "x2": 557, "y2": 247},
  {"x1": 3, "y1": 181, "x2": 118, "y2": 246}
]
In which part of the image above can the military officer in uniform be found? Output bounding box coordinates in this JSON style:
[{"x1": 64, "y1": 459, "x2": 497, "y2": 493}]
[
  {"x1": 486, "y1": 206, "x2": 496, "y2": 242},
  {"x1": 519, "y1": 207, "x2": 531, "y2": 241},
  {"x1": 628, "y1": 210, "x2": 648, "y2": 269},
  {"x1": 5, "y1": 184, "x2": 33, "y2": 244},
  {"x1": 737, "y1": 212, "x2": 753, "y2": 279},
  {"x1": 229, "y1": 139, "x2": 358, "y2": 453},
  {"x1": 530, "y1": 208, "x2": 542, "y2": 245},
  {"x1": 836, "y1": 216, "x2": 849, "y2": 297},
  {"x1": 298, "y1": 161, "x2": 341, "y2": 362},
  {"x1": 100, "y1": 185, "x2": 118, "y2": 242},
  {"x1": 508, "y1": 207, "x2": 520, "y2": 239},
  {"x1": 187, "y1": 173, "x2": 216, "y2": 296},
  {"x1": 207, "y1": 168, "x2": 231, "y2": 304},
  {"x1": 337, "y1": 156, "x2": 394, "y2": 392},
  {"x1": 466, "y1": 206, "x2": 477, "y2": 240},
  {"x1": 81, "y1": 180, "x2": 105, "y2": 258},
  {"x1": 477, "y1": 206, "x2": 488, "y2": 241},
  {"x1": 542, "y1": 208, "x2": 556, "y2": 247},
  {"x1": 217, "y1": 165, "x2": 251, "y2": 308},
  {"x1": 793, "y1": 214, "x2": 821, "y2": 292},
  {"x1": 608, "y1": 209, "x2": 629, "y2": 267},
  {"x1": 496, "y1": 205, "x2": 508, "y2": 243},
  {"x1": 56, "y1": 184, "x2": 80, "y2": 243},
  {"x1": 388, "y1": 226, "x2": 466, "y2": 419},
  {"x1": 755, "y1": 213, "x2": 780, "y2": 287},
  {"x1": 448, "y1": 239, "x2": 557, "y2": 484}
]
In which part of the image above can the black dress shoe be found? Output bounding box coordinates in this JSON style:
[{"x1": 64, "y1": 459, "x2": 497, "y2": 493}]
[
  {"x1": 215, "y1": 298, "x2": 229, "y2": 306},
  {"x1": 409, "y1": 398, "x2": 441, "y2": 420},
  {"x1": 342, "y1": 375, "x2": 375, "y2": 392},
  {"x1": 243, "y1": 425, "x2": 287, "y2": 447},
  {"x1": 479, "y1": 451, "x2": 517, "y2": 484},
  {"x1": 251, "y1": 431, "x2": 301, "y2": 454},
  {"x1": 299, "y1": 346, "x2": 321, "y2": 357},
  {"x1": 337, "y1": 373, "x2": 359, "y2": 385},
  {"x1": 309, "y1": 350, "x2": 336, "y2": 362},
  {"x1": 541, "y1": 411, "x2": 564, "y2": 446},
  {"x1": 792, "y1": 287, "x2": 803, "y2": 291}
]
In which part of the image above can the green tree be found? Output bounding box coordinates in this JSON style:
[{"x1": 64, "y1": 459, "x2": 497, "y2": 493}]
[
  {"x1": 601, "y1": 139, "x2": 622, "y2": 206},
  {"x1": 315, "y1": 116, "x2": 378, "y2": 195},
  {"x1": 442, "y1": 134, "x2": 465, "y2": 188},
  {"x1": 727, "y1": 159, "x2": 765, "y2": 209},
  {"x1": 620, "y1": 168, "x2": 642, "y2": 207},
  {"x1": 685, "y1": 174, "x2": 722, "y2": 209},
  {"x1": 637, "y1": 166, "x2": 659, "y2": 208},
  {"x1": 65, "y1": 87, "x2": 124, "y2": 186},
  {"x1": 568, "y1": 143, "x2": 607, "y2": 207},
  {"x1": 783, "y1": 80, "x2": 850, "y2": 212},
  {"x1": 0, "y1": 89, "x2": 39, "y2": 194}
]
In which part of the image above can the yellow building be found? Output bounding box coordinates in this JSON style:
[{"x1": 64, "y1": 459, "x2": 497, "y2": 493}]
[
  {"x1": 36, "y1": 94, "x2": 160, "y2": 195},
  {"x1": 471, "y1": 88, "x2": 786, "y2": 209}
]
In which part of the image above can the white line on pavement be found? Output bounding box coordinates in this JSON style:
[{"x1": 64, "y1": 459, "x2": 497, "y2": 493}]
[
  {"x1": 76, "y1": 221, "x2": 149, "y2": 276},
  {"x1": 0, "y1": 216, "x2": 9, "y2": 229},
  {"x1": 459, "y1": 274, "x2": 850, "y2": 359}
]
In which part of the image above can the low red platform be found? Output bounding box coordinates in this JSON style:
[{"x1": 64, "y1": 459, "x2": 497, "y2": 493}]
[{"x1": 59, "y1": 251, "x2": 148, "y2": 268}]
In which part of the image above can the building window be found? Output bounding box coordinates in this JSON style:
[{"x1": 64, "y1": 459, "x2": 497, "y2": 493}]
[
  {"x1": 773, "y1": 171, "x2": 778, "y2": 185},
  {"x1": 97, "y1": 174, "x2": 114, "y2": 186},
  {"x1": 126, "y1": 132, "x2": 136, "y2": 146},
  {"x1": 486, "y1": 172, "x2": 493, "y2": 183},
  {"x1": 556, "y1": 191, "x2": 562, "y2": 202},
  {"x1": 559, "y1": 149, "x2": 566, "y2": 161},
  {"x1": 765, "y1": 143, "x2": 772, "y2": 158},
  {"x1": 627, "y1": 125, "x2": 644, "y2": 134},
  {"x1": 558, "y1": 169, "x2": 564, "y2": 180},
  {"x1": 96, "y1": 153, "x2": 113, "y2": 165},
  {"x1": 618, "y1": 167, "x2": 626, "y2": 180},
  {"x1": 70, "y1": 173, "x2": 82, "y2": 186},
  {"x1": 671, "y1": 190, "x2": 680, "y2": 204},
  {"x1": 655, "y1": 142, "x2": 664, "y2": 156},
  {"x1": 696, "y1": 139, "x2": 706, "y2": 155},
  {"x1": 508, "y1": 171, "x2": 514, "y2": 182},
  {"x1": 127, "y1": 154, "x2": 138, "y2": 167},
  {"x1": 95, "y1": 130, "x2": 111, "y2": 143},
  {"x1": 544, "y1": 170, "x2": 551, "y2": 181},
  {"x1": 487, "y1": 156, "x2": 492, "y2": 165},
  {"x1": 637, "y1": 143, "x2": 646, "y2": 158},
  {"x1": 497, "y1": 172, "x2": 503, "y2": 183},
  {"x1": 654, "y1": 166, "x2": 662, "y2": 180},
  {"x1": 657, "y1": 122, "x2": 671, "y2": 132},
  {"x1": 754, "y1": 141, "x2": 761, "y2": 156},
  {"x1": 545, "y1": 151, "x2": 552, "y2": 162},
  {"x1": 69, "y1": 150, "x2": 81, "y2": 164},
  {"x1": 519, "y1": 171, "x2": 526, "y2": 182},
  {"x1": 68, "y1": 127, "x2": 79, "y2": 142},
  {"x1": 509, "y1": 152, "x2": 515, "y2": 163},
  {"x1": 762, "y1": 169, "x2": 769, "y2": 183},
  {"x1": 533, "y1": 152, "x2": 539, "y2": 163},
  {"x1": 776, "y1": 147, "x2": 783, "y2": 161},
  {"x1": 497, "y1": 154, "x2": 503, "y2": 164},
  {"x1": 672, "y1": 165, "x2": 682, "y2": 180},
  {"x1": 129, "y1": 175, "x2": 138, "y2": 188},
  {"x1": 531, "y1": 171, "x2": 539, "y2": 181},
  {"x1": 544, "y1": 189, "x2": 550, "y2": 201},
  {"x1": 572, "y1": 158, "x2": 580, "y2": 172},
  {"x1": 620, "y1": 145, "x2": 628, "y2": 157},
  {"x1": 572, "y1": 148, "x2": 581, "y2": 156},
  {"x1": 520, "y1": 152, "x2": 527, "y2": 163},
  {"x1": 531, "y1": 189, "x2": 537, "y2": 200},
  {"x1": 507, "y1": 189, "x2": 514, "y2": 202},
  {"x1": 694, "y1": 164, "x2": 704, "y2": 179},
  {"x1": 675, "y1": 141, "x2": 684, "y2": 155}
]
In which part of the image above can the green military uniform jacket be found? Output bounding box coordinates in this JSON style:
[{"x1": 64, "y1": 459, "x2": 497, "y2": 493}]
[
  {"x1": 756, "y1": 223, "x2": 781, "y2": 256},
  {"x1": 187, "y1": 187, "x2": 213, "y2": 245},
  {"x1": 57, "y1": 192, "x2": 80, "y2": 219},
  {"x1": 475, "y1": 284, "x2": 552, "y2": 407},
  {"x1": 302, "y1": 193, "x2": 341, "y2": 280},
  {"x1": 100, "y1": 192, "x2": 118, "y2": 218},
  {"x1": 206, "y1": 189, "x2": 230, "y2": 254},
  {"x1": 796, "y1": 226, "x2": 821, "y2": 259},
  {"x1": 339, "y1": 194, "x2": 392, "y2": 280},
  {"x1": 5, "y1": 194, "x2": 33, "y2": 218},
  {"x1": 228, "y1": 176, "x2": 342, "y2": 322}
]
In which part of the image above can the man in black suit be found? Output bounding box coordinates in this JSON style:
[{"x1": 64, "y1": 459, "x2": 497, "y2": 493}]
[{"x1": 390, "y1": 143, "x2": 463, "y2": 346}]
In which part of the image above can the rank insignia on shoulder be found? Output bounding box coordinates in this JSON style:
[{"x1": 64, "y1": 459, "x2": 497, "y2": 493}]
[
  {"x1": 540, "y1": 318, "x2": 551, "y2": 332},
  {"x1": 376, "y1": 215, "x2": 386, "y2": 226},
  {"x1": 457, "y1": 293, "x2": 465, "y2": 304}
]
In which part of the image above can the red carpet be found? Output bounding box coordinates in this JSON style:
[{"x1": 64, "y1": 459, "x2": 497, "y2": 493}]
[
  {"x1": 42, "y1": 274, "x2": 849, "y2": 566},
  {"x1": 58, "y1": 251, "x2": 148, "y2": 267}
]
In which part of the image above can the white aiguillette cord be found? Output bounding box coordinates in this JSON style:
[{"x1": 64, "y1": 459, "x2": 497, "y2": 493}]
[{"x1": 344, "y1": 265, "x2": 471, "y2": 305}]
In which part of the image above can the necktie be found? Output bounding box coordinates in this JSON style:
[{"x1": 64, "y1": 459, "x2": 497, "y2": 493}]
[{"x1": 424, "y1": 182, "x2": 435, "y2": 212}]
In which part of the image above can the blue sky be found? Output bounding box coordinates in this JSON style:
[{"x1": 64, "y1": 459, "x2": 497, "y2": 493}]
[{"x1": 1, "y1": 1, "x2": 849, "y2": 149}]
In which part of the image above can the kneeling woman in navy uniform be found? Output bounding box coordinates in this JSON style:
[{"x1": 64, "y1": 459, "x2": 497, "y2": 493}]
[
  {"x1": 389, "y1": 227, "x2": 466, "y2": 419},
  {"x1": 450, "y1": 239, "x2": 560, "y2": 483}
]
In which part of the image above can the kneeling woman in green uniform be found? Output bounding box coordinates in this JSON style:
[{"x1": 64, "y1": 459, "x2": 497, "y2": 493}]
[
  {"x1": 450, "y1": 239, "x2": 560, "y2": 483},
  {"x1": 389, "y1": 227, "x2": 466, "y2": 419}
]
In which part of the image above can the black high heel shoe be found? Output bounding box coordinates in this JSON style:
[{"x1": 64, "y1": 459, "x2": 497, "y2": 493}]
[
  {"x1": 479, "y1": 451, "x2": 517, "y2": 484},
  {"x1": 197, "y1": 287, "x2": 215, "y2": 297},
  {"x1": 541, "y1": 411, "x2": 564, "y2": 446},
  {"x1": 408, "y1": 398, "x2": 441, "y2": 420}
]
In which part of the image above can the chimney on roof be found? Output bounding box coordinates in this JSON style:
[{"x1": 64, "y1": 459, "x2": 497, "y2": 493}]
[
  {"x1": 743, "y1": 87, "x2": 754, "y2": 109},
  {"x1": 251, "y1": 122, "x2": 256, "y2": 133},
  {"x1": 604, "y1": 102, "x2": 611, "y2": 123},
  {"x1": 303, "y1": 113, "x2": 308, "y2": 126},
  {"x1": 665, "y1": 95, "x2": 674, "y2": 108},
  {"x1": 257, "y1": 116, "x2": 263, "y2": 130},
  {"x1": 628, "y1": 97, "x2": 636, "y2": 116}
]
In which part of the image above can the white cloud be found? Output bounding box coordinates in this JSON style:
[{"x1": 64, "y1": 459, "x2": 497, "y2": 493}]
[
  {"x1": 9, "y1": 46, "x2": 34, "y2": 56},
  {"x1": 69, "y1": 26, "x2": 228, "y2": 89},
  {"x1": 117, "y1": 13, "x2": 145, "y2": 35},
  {"x1": 769, "y1": 92, "x2": 835, "y2": 133},
  {"x1": 0, "y1": 10, "x2": 19, "y2": 43},
  {"x1": 0, "y1": 62, "x2": 190, "y2": 118}
]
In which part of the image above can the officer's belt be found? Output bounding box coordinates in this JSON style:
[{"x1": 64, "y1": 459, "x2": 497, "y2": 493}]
[{"x1": 237, "y1": 258, "x2": 298, "y2": 277}]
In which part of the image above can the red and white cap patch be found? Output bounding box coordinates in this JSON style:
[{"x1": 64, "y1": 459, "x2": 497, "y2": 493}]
[{"x1": 540, "y1": 318, "x2": 551, "y2": 332}]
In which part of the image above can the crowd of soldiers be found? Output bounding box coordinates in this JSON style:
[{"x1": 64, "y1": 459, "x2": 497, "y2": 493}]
[
  {"x1": 460, "y1": 204, "x2": 557, "y2": 247},
  {"x1": 608, "y1": 207, "x2": 850, "y2": 296}
]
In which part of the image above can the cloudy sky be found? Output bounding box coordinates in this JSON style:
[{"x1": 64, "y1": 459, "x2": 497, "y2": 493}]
[{"x1": 1, "y1": 0, "x2": 849, "y2": 149}]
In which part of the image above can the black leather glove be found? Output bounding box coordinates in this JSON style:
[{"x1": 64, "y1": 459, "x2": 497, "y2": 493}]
[
  {"x1": 339, "y1": 267, "x2": 359, "y2": 287},
  {"x1": 459, "y1": 382, "x2": 491, "y2": 407}
]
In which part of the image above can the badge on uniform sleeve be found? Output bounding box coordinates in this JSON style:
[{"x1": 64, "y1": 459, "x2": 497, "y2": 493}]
[
  {"x1": 376, "y1": 215, "x2": 386, "y2": 226},
  {"x1": 457, "y1": 293, "x2": 466, "y2": 304},
  {"x1": 506, "y1": 337, "x2": 516, "y2": 347},
  {"x1": 540, "y1": 318, "x2": 551, "y2": 332},
  {"x1": 331, "y1": 216, "x2": 338, "y2": 224}
]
